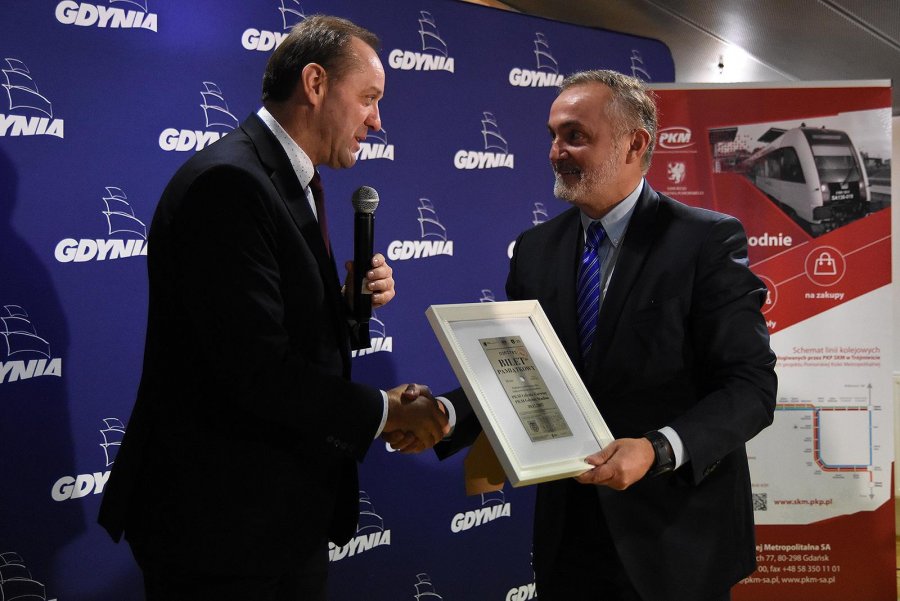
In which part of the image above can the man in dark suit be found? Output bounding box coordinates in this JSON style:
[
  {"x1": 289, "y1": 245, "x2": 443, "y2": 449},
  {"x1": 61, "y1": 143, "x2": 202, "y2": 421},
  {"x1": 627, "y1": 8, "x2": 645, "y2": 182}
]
[
  {"x1": 98, "y1": 15, "x2": 449, "y2": 601},
  {"x1": 422, "y1": 70, "x2": 777, "y2": 600}
]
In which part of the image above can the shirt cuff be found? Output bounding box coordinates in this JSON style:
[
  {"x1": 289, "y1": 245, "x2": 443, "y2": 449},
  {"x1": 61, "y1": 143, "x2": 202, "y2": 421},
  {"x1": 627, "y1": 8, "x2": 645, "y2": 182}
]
[
  {"x1": 659, "y1": 426, "x2": 688, "y2": 469},
  {"x1": 436, "y1": 396, "x2": 457, "y2": 435},
  {"x1": 374, "y1": 390, "x2": 389, "y2": 439}
]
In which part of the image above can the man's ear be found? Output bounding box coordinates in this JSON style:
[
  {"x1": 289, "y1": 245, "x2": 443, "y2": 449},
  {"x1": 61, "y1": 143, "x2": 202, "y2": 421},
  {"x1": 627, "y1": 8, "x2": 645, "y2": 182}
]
[
  {"x1": 626, "y1": 128, "x2": 651, "y2": 165},
  {"x1": 299, "y1": 63, "x2": 327, "y2": 106}
]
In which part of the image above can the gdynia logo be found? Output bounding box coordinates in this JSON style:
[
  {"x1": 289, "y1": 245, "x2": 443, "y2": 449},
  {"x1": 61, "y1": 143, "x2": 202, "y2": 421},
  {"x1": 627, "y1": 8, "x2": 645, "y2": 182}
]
[
  {"x1": 506, "y1": 583, "x2": 538, "y2": 601},
  {"x1": 0, "y1": 58, "x2": 64, "y2": 138},
  {"x1": 55, "y1": 187, "x2": 148, "y2": 263},
  {"x1": 55, "y1": 0, "x2": 158, "y2": 32},
  {"x1": 508, "y1": 202, "x2": 548, "y2": 258},
  {"x1": 159, "y1": 81, "x2": 238, "y2": 152},
  {"x1": 413, "y1": 574, "x2": 443, "y2": 600},
  {"x1": 242, "y1": 0, "x2": 304, "y2": 51},
  {"x1": 51, "y1": 418, "x2": 124, "y2": 501},
  {"x1": 387, "y1": 199, "x2": 454, "y2": 261},
  {"x1": 450, "y1": 490, "x2": 511, "y2": 533},
  {"x1": 454, "y1": 112, "x2": 514, "y2": 170},
  {"x1": 0, "y1": 305, "x2": 62, "y2": 384},
  {"x1": 388, "y1": 11, "x2": 454, "y2": 73},
  {"x1": 509, "y1": 32, "x2": 562, "y2": 88},
  {"x1": 354, "y1": 128, "x2": 394, "y2": 161},
  {"x1": 350, "y1": 312, "x2": 393, "y2": 358},
  {"x1": 329, "y1": 491, "x2": 391, "y2": 561}
]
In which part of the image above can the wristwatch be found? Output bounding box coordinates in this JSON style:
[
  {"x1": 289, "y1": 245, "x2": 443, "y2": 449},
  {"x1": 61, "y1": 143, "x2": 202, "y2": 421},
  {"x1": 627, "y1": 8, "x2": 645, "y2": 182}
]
[{"x1": 643, "y1": 430, "x2": 675, "y2": 477}]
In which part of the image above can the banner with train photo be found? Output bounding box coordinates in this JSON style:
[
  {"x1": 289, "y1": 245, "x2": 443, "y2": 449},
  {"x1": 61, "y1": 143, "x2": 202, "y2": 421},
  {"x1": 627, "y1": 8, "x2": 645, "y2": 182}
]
[{"x1": 646, "y1": 81, "x2": 893, "y2": 601}]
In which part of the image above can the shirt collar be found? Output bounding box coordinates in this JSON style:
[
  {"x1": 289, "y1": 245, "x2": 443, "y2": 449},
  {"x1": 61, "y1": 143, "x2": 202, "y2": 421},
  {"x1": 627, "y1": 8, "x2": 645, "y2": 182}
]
[
  {"x1": 256, "y1": 106, "x2": 315, "y2": 189},
  {"x1": 580, "y1": 179, "x2": 644, "y2": 248}
]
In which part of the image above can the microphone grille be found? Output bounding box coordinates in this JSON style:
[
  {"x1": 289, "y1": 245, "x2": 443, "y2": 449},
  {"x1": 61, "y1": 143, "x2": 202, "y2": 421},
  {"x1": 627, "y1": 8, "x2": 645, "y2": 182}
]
[{"x1": 352, "y1": 186, "x2": 379, "y2": 214}]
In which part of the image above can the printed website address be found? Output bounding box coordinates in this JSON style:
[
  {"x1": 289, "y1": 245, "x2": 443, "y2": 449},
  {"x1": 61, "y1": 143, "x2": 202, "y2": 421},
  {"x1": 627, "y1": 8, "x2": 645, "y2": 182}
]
[{"x1": 773, "y1": 498, "x2": 833, "y2": 506}]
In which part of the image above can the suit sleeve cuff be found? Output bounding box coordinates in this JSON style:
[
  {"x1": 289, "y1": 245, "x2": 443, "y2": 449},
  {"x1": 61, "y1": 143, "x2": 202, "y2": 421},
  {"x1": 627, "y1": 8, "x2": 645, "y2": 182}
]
[
  {"x1": 436, "y1": 396, "x2": 457, "y2": 436},
  {"x1": 374, "y1": 390, "x2": 389, "y2": 439}
]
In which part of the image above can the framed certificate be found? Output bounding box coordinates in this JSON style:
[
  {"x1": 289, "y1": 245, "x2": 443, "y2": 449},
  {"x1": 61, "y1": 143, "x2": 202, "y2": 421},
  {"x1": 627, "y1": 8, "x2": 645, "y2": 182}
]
[{"x1": 426, "y1": 300, "x2": 614, "y2": 487}]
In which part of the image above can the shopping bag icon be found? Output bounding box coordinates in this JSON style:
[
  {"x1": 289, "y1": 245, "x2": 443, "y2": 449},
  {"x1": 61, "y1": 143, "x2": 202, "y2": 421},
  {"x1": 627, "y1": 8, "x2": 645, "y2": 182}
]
[{"x1": 813, "y1": 252, "x2": 837, "y2": 276}]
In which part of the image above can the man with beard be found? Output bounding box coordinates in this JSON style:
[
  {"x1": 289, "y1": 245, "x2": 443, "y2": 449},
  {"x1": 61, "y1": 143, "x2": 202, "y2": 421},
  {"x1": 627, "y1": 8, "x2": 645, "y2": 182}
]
[{"x1": 416, "y1": 70, "x2": 777, "y2": 600}]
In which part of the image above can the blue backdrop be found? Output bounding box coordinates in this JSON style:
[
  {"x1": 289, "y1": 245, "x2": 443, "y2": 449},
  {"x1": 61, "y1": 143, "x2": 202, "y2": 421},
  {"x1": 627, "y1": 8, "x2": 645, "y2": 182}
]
[{"x1": 0, "y1": 1, "x2": 672, "y2": 599}]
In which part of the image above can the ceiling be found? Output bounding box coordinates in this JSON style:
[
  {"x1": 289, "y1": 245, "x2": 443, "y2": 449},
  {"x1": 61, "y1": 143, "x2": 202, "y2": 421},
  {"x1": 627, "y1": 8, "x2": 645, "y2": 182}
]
[{"x1": 494, "y1": 0, "x2": 899, "y2": 115}]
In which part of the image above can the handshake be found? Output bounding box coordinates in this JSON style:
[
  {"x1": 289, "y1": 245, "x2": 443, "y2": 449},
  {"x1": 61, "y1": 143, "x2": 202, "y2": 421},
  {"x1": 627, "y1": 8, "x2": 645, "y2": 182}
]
[{"x1": 382, "y1": 383, "x2": 450, "y2": 454}]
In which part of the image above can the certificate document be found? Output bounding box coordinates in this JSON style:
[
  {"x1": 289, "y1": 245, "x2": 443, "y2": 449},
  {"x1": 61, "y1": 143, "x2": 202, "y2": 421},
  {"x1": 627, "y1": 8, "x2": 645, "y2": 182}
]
[{"x1": 479, "y1": 336, "x2": 573, "y2": 442}]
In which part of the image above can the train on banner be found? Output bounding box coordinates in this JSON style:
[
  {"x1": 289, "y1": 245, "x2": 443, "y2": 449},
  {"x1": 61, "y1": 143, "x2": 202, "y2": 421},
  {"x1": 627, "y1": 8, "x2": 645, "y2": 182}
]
[{"x1": 646, "y1": 81, "x2": 894, "y2": 601}]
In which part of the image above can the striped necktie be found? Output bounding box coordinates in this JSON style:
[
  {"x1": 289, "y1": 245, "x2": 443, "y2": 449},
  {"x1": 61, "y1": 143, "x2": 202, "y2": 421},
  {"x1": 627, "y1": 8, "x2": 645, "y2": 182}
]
[{"x1": 576, "y1": 221, "x2": 606, "y2": 360}]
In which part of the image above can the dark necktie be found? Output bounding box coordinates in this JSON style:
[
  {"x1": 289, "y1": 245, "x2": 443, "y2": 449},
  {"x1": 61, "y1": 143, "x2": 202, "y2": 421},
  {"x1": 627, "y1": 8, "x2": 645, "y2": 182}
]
[
  {"x1": 308, "y1": 170, "x2": 330, "y2": 255},
  {"x1": 576, "y1": 221, "x2": 606, "y2": 359}
]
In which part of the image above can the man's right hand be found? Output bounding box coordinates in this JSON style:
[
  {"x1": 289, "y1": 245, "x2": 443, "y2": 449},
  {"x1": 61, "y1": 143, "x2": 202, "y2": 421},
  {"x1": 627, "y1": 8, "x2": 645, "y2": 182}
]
[{"x1": 383, "y1": 383, "x2": 449, "y2": 453}]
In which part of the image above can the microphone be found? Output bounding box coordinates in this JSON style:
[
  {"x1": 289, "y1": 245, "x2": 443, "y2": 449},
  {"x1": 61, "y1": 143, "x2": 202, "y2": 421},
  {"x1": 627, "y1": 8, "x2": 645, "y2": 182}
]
[{"x1": 351, "y1": 185, "x2": 379, "y2": 348}]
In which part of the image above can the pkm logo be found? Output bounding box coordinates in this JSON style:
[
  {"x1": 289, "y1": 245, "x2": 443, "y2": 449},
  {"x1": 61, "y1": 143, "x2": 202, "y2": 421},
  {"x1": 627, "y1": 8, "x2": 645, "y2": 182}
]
[
  {"x1": 0, "y1": 305, "x2": 62, "y2": 384},
  {"x1": 0, "y1": 58, "x2": 64, "y2": 138},
  {"x1": 242, "y1": 0, "x2": 305, "y2": 51},
  {"x1": 159, "y1": 81, "x2": 238, "y2": 151},
  {"x1": 657, "y1": 126, "x2": 693, "y2": 150}
]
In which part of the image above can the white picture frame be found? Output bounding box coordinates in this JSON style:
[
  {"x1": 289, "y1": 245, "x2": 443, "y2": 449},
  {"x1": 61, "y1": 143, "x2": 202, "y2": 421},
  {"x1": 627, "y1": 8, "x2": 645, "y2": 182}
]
[{"x1": 426, "y1": 300, "x2": 614, "y2": 486}]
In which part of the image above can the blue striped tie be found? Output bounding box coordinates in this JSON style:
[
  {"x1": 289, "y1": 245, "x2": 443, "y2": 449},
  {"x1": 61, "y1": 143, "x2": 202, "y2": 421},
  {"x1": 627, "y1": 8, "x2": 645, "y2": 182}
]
[{"x1": 576, "y1": 221, "x2": 606, "y2": 359}]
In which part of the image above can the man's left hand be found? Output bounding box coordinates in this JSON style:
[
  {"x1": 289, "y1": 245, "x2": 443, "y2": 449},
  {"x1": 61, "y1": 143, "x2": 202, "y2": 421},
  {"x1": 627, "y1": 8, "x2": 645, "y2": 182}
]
[{"x1": 574, "y1": 437, "x2": 655, "y2": 490}]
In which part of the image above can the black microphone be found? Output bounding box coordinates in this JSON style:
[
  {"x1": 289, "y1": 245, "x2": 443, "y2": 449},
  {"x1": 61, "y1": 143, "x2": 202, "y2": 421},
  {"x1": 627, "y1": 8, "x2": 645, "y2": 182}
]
[{"x1": 351, "y1": 185, "x2": 379, "y2": 348}]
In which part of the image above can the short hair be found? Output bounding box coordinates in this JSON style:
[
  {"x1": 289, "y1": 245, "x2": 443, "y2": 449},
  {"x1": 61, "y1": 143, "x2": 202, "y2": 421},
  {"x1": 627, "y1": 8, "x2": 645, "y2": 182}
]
[
  {"x1": 559, "y1": 70, "x2": 658, "y2": 172},
  {"x1": 262, "y1": 15, "x2": 380, "y2": 103}
]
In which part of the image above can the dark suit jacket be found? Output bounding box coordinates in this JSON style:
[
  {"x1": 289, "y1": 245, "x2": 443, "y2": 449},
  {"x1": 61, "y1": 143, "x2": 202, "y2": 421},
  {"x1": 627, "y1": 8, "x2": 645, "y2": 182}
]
[
  {"x1": 98, "y1": 114, "x2": 385, "y2": 575},
  {"x1": 439, "y1": 184, "x2": 777, "y2": 601}
]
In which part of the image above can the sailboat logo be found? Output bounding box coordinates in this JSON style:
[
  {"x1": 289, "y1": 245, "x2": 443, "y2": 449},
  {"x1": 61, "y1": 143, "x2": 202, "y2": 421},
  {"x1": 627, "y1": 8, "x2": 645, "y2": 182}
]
[
  {"x1": 413, "y1": 573, "x2": 444, "y2": 600},
  {"x1": 200, "y1": 82, "x2": 239, "y2": 130},
  {"x1": 55, "y1": 186, "x2": 148, "y2": 263},
  {"x1": 355, "y1": 128, "x2": 395, "y2": 161},
  {"x1": 103, "y1": 187, "x2": 147, "y2": 238},
  {"x1": 387, "y1": 11, "x2": 455, "y2": 73},
  {"x1": 479, "y1": 289, "x2": 496, "y2": 303},
  {"x1": 532, "y1": 202, "x2": 549, "y2": 226},
  {"x1": 351, "y1": 310, "x2": 393, "y2": 357},
  {"x1": 329, "y1": 490, "x2": 392, "y2": 561},
  {"x1": 630, "y1": 49, "x2": 652, "y2": 81},
  {"x1": 0, "y1": 58, "x2": 64, "y2": 138},
  {"x1": 278, "y1": 0, "x2": 305, "y2": 29},
  {"x1": 387, "y1": 198, "x2": 454, "y2": 261},
  {"x1": 418, "y1": 11, "x2": 447, "y2": 56},
  {"x1": 159, "y1": 81, "x2": 238, "y2": 152},
  {"x1": 509, "y1": 32, "x2": 563, "y2": 88},
  {"x1": 0, "y1": 552, "x2": 50, "y2": 601},
  {"x1": 100, "y1": 418, "x2": 126, "y2": 466},
  {"x1": 417, "y1": 199, "x2": 447, "y2": 241},
  {"x1": 0, "y1": 305, "x2": 62, "y2": 384},
  {"x1": 454, "y1": 112, "x2": 514, "y2": 170}
]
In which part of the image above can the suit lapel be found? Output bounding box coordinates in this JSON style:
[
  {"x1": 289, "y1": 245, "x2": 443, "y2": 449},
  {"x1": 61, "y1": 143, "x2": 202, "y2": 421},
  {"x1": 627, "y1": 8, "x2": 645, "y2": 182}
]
[
  {"x1": 241, "y1": 114, "x2": 352, "y2": 370},
  {"x1": 552, "y1": 210, "x2": 584, "y2": 369},
  {"x1": 586, "y1": 184, "x2": 660, "y2": 378}
]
